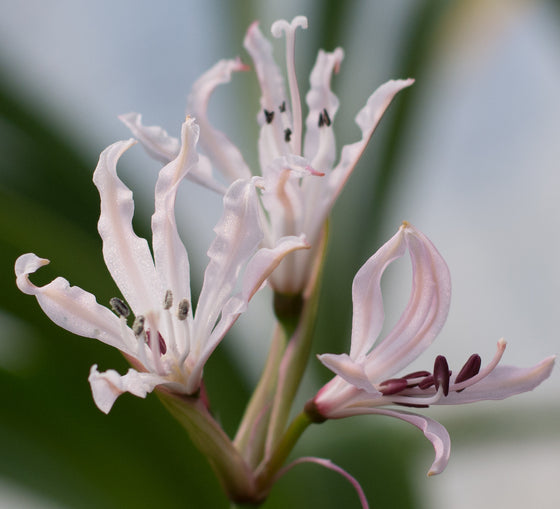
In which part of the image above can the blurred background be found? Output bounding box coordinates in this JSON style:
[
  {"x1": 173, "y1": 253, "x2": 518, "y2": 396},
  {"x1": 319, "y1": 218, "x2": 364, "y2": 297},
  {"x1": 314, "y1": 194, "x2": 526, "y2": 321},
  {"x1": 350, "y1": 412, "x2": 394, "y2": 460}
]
[{"x1": 1, "y1": 1, "x2": 558, "y2": 508}]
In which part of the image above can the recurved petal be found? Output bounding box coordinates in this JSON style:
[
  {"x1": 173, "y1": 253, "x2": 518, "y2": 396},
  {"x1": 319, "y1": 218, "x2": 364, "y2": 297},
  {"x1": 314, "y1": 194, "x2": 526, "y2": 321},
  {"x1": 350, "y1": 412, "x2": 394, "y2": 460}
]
[
  {"x1": 303, "y1": 48, "x2": 344, "y2": 170},
  {"x1": 88, "y1": 364, "x2": 167, "y2": 414},
  {"x1": 186, "y1": 58, "x2": 252, "y2": 182},
  {"x1": 194, "y1": 178, "x2": 264, "y2": 346},
  {"x1": 364, "y1": 224, "x2": 451, "y2": 381},
  {"x1": 361, "y1": 408, "x2": 451, "y2": 476},
  {"x1": 152, "y1": 118, "x2": 197, "y2": 309},
  {"x1": 93, "y1": 139, "x2": 160, "y2": 315},
  {"x1": 349, "y1": 226, "x2": 408, "y2": 359},
  {"x1": 327, "y1": 79, "x2": 414, "y2": 209},
  {"x1": 440, "y1": 356, "x2": 555, "y2": 405},
  {"x1": 119, "y1": 112, "x2": 179, "y2": 163},
  {"x1": 15, "y1": 253, "x2": 134, "y2": 353},
  {"x1": 317, "y1": 353, "x2": 374, "y2": 393}
]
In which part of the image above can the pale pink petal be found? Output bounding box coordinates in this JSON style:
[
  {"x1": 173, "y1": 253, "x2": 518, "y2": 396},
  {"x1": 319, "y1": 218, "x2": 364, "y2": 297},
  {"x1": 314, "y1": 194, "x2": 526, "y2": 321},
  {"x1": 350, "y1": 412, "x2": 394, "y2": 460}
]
[
  {"x1": 93, "y1": 139, "x2": 160, "y2": 315},
  {"x1": 361, "y1": 408, "x2": 451, "y2": 476},
  {"x1": 327, "y1": 79, "x2": 414, "y2": 209},
  {"x1": 277, "y1": 457, "x2": 369, "y2": 509},
  {"x1": 189, "y1": 235, "x2": 309, "y2": 392},
  {"x1": 119, "y1": 112, "x2": 226, "y2": 194},
  {"x1": 303, "y1": 48, "x2": 344, "y2": 170},
  {"x1": 440, "y1": 356, "x2": 555, "y2": 405},
  {"x1": 152, "y1": 118, "x2": 197, "y2": 308},
  {"x1": 88, "y1": 364, "x2": 167, "y2": 414},
  {"x1": 118, "y1": 112, "x2": 179, "y2": 163},
  {"x1": 186, "y1": 58, "x2": 251, "y2": 182},
  {"x1": 193, "y1": 178, "x2": 263, "y2": 348},
  {"x1": 15, "y1": 253, "x2": 133, "y2": 353},
  {"x1": 349, "y1": 226, "x2": 408, "y2": 359},
  {"x1": 317, "y1": 353, "x2": 373, "y2": 393},
  {"x1": 364, "y1": 224, "x2": 451, "y2": 380}
]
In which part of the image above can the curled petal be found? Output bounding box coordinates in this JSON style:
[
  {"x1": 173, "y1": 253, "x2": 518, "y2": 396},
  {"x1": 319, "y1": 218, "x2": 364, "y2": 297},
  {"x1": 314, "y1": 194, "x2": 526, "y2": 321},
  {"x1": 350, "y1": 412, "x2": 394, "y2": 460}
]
[
  {"x1": 186, "y1": 58, "x2": 251, "y2": 182},
  {"x1": 327, "y1": 79, "x2": 414, "y2": 209},
  {"x1": 361, "y1": 408, "x2": 451, "y2": 476},
  {"x1": 88, "y1": 364, "x2": 167, "y2": 414},
  {"x1": 349, "y1": 226, "x2": 408, "y2": 359},
  {"x1": 441, "y1": 356, "x2": 556, "y2": 405},
  {"x1": 304, "y1": 48, "x2": 344, "y2": 170},
  {"x1": 15, "y1": 253, "x2": 133, "y2": 353},
  {"x1": 364, "y1": 223, "x2": 451, "y2": 380},
  {"x1": 119, "y1": 112, "x2": 179, "y2": 163},
  {"x1": 93, "y1": 139, "x2": 161, "y2": 315},
  {"x1": 317, "y1": 353, "x2": 373, "y2": 394}
]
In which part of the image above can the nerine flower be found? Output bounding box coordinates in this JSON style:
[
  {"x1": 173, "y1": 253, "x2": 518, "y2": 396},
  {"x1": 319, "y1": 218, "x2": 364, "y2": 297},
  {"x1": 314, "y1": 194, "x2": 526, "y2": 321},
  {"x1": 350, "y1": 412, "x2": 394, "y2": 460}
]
[
  {"x1": 306, "y1": 222, "x2": 555, "y2": 475},
  {"x1": 15, "y1": 117, "x2": 307, "y2": 413},
  {"x1": 120, "y1": 16, "x2": 414, "y2": 294}
]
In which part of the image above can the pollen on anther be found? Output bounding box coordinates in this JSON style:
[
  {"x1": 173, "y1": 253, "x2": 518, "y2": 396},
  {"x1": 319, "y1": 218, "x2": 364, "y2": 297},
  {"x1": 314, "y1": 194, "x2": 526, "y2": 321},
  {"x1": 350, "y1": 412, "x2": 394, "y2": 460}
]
[
  {"x1": 163, "y1": 290, "x2": 173, "y2": 310},
  {"x1": 177, "y1": 299, "x2": 190, "y2": 320},
  {"x1": 284, "y1": 128, "x2": 292, "y2": 142},
  {"x1": 110, "y1": 297, "x2": 130, "y2": 318},
  {"x1": 132, "y1": 315, "x2": 145, "y2": 336},
  {"x1": 264, "y1": 109, "x2": 274, "y2": 124}
]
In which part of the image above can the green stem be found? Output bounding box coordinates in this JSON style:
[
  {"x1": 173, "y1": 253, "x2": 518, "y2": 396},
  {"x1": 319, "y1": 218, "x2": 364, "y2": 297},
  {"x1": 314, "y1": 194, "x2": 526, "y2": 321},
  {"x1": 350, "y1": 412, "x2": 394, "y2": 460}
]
[{"x1": 255, "y1": 412, "x2": 312, "y2": 494}]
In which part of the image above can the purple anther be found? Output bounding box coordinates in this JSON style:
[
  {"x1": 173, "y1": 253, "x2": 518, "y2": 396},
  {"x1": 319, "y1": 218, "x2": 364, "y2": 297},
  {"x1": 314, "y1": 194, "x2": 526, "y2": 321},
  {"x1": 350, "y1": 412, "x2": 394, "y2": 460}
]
[
  {"x1": 279, "y1": 101, "x2": 286, "y2": 113},
  {"x1": 433, "y1": 355, "x2": 450, "y2": 396},
  {"x1": 379, "y1": 378, "x2": 409, "y2": 396},
  {"x1": 418, "y1": 375, "x2": 435, "y2": 390},
  {"x1": 145, "y1": 330, "x2": 167, "y2": 355},
  {"x1": 322, "y1": 108, "x2": 331, "y2": 126},
  {"x1": 284, "y1": 128, "x2": 292, "y2": 142},
  {"x1": 318, "y1": 112, "x2": 325, "y2": 128},
  {"x1": 395, "y1": 402, "x2": 430, "y2": 409},
  {"x1": 455, "y1": 354, "x2": 482, "y2": 384},
  {"x1": 402, "y1": 370, "x2": 431, "y2": 380},
  {"x1": 264, "y1": 109, "x2": 274, "y2": 124}
]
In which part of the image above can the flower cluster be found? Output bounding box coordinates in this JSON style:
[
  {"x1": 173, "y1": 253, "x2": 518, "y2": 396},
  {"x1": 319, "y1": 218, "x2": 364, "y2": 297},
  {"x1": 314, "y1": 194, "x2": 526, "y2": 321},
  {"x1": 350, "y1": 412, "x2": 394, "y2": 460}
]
[{"x1": 14, "y1": 15, "x2": 554, "y2": 508}]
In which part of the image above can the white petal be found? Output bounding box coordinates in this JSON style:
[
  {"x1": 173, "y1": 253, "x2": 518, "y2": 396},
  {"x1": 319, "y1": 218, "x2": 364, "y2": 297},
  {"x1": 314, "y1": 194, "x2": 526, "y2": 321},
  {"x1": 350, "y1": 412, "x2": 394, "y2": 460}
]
[
  {"x1": 364, "y1": 223, "x2": 451, "y2": 380},
  {"x1": 152, "y1": 118, "x2": 197, "y2": 308},
  {"x1": 119, "y1": 112, "x2": 226, "y2": 194},
  {"x1": 186, "y1": 58, "x2": 251, "y2": 182},
  {"x1": 349, "y1": 226, "x2": 408, "y2": 359},
  {"x1": 360, "y1": 408, "x2": 451, "y2": 476},
  {"x1": 88, "y1": 364, "x2": 166, "y2": 414},
  {"x1": 193, "y1": 178, "x2": 263, "y2": 349},
  {"x1": 326, "y1": 79, "x2": 414, "y2": 209},
  {"x1": 118, "y1": 112, "x2": 179, "y2": 163},
  {"x1": 303, "y1": 48, "x2": 344, "y2": 170},
  {"x1": 93, "y1": 139, "x2": 160, "y2": 315},
  {"x1": 440, "y1": 356, "x2": 555, "y2": 405},
  {"x1": 15, "y1": 253, "x2": 133, "y2": 353},
  {"x1": 317, "y1": 353, "x2": 374, "y2": 393}
]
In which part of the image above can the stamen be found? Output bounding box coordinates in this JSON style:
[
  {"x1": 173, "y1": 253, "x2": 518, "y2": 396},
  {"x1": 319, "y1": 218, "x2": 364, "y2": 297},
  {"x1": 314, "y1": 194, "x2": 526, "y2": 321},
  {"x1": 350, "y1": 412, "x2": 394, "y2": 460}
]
[
  {"x1": 110, "y1": 297, "x2": 130, "y2": 318},
  {"x1": 279, "y1": 101, "x2": 286, "y2": 113},
  {"x1": 177, "y1": 299, "x2": 190, "y2": 320},
  {"x1": 264, "y1": 109, "x2": 275, "y2": 124},
  {"x1": 322, "y1": 108, "x2": 331, "y2": 127},
  {"x1": 163, "y1": 290, "x2": 173, "y2": 310},
  {"x1": 433, "y1": 355, "x2": 450, "y2": 396},
  {"x1": 318, "y1": 112, "x2": 325, "y2": 128},
  {"x1": 402, "y1": 370, "x2": 431, "y2": 380},
  {"x1": 418, "y1": 375, "x2": 435, "y2": 390},
  {"x1": 132, "y1": 315, "x2": 145, "y2": 336},
  {"x1": 284, "y1": 128, "x2": 292, "y2": 142},
  {"x1": 146, "y1": 330, "x2": 167, "y2": 355},
  {"x1": 379, "y1": 378, "x2": 409, "y2": 396},
  {"x1": 455, "y1": 354, "x2": 481, "y2": 385}
]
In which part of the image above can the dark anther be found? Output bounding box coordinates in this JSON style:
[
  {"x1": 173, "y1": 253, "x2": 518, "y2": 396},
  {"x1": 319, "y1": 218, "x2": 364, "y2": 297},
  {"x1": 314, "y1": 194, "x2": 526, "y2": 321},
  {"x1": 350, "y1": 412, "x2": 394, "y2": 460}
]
[
  {"x1": 318, "y1": 112, "x2": 325, "y2": 127},
  {"x1": 418, "y1": 375, "x2": 435, "y2": 390},
  {"x1": 132, "y1": 315, "x2": 145, "y2": 336},
  {"x1": 264, "y1": 109, "x2": 274, "y2": 124},
  {"x1": 163, "y1": 290, "x2": 173, "y2": 310},
  {"x1": 177, "y1": 299, "x2": 190, "y2": 321},
  {"x1": 284, "y1": 128, "x2": 292, "y2": 142},
  {"x1": 110, "y1": 297, "x2": 130, "y2": 318},
  {"x1": 322, "y1": 108, "x2": 331, "y2": 126},
  {"x1": 379, "y1": 378, "x2": 409, "y2": 396},
  {"x1": 146, "y1": 330, "x2": 167, "y2": 355},
  {"x1": 433, "y1": 355, "x2": 450, "y2": 396},
  {"x1": 395, "y1": 402, "x2": 430, "y2": 408},
  {"x1": 279, "y1": 101, "x2": 286, "y2": 113},
  {"x1": 402, "y1": 370, "x2": 431, "y2": 380},
  {"x1": 455, "y1": 354, "x2": 481, "y2": 391}
]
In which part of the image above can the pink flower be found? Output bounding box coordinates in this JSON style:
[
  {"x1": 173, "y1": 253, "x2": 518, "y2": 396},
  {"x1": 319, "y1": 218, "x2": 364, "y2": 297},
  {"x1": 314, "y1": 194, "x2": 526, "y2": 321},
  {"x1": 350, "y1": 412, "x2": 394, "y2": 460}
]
[
  {"x1": 120, "y1": 16, "x2": 414, "y2": 294},
  {"x1": 15, "y1": 117, "x2": 307, "y2": 413},
  {"x1": 306, "y1": 222, "x2": 555, "y2": 475}
]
